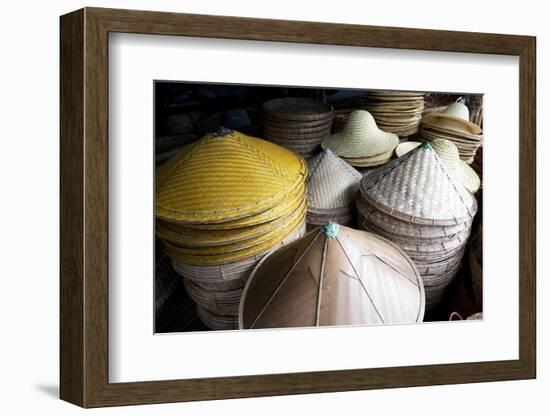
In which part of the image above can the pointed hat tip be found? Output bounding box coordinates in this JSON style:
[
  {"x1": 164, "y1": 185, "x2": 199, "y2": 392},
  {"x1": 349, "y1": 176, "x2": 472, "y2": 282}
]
[{"x1": 321, "y1": 222, "x2": 340, "y2": 238}]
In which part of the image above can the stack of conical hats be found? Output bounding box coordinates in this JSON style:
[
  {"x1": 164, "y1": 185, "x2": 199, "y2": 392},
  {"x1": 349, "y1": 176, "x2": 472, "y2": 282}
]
[
  {"x1": 155, "y1": 241, "x2": 180, "y2": 317},
  {"x1": 306, "y1": 149, "x2": 362, "y2": 227},
  {"x1": 155, "y1": 129, "x2": 308, "y2": 329},
  {"x1": 356, "y1": 143, "x2": 477, "y2": 310},
  {"x1": 321, "y1": 110, "x2": 399, "y2": 167},
  {"x1": 420, "y1": 103, "x2": 483, "y2": 164},
  {"x1": 239, "y1": 223, "x2": 424, "y2": 329},
  {"x1": 262, "y1": 98, "x2": 334, "y2": 159},
  {"x1": 395, "y1": 139, "x2": 480, "y2": 193},
  {"x1": 366, "y1": 91, "x2": 425, "y2": 137}
]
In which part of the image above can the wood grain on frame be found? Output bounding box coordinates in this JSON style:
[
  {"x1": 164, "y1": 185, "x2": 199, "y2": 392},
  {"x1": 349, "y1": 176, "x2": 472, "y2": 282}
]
[{"x1": 60, "y1": 7, "x2": 536, "y2": 408}]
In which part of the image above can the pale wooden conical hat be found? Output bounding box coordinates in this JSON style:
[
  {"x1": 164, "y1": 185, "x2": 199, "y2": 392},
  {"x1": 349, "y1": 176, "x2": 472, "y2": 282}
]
[{"x1": 239, "y1": 223, "x2": 424, "y2": 329}]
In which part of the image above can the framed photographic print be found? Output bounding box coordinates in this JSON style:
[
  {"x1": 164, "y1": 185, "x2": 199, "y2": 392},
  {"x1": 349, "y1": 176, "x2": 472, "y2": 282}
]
[{"x1": 60, "y1": 7, "x2": 536, "y2": 408}]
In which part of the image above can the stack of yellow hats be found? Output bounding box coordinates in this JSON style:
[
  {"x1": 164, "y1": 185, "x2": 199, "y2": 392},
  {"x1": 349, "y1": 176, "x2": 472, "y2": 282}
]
[{"x1": 155, "y1": 128, "x2": 307, "y2": 329}]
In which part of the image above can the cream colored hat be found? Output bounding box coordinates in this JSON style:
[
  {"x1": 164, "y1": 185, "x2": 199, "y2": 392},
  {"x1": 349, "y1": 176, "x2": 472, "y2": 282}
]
[
  {"x1": 422, "y1": 102, "x2": 482, "y2": 135},
  {"x1": 321, "y1": 110, "x2": 399, "y2": 158},
  {"x1": 395, "y1": 139, "x2": 481, "y2": 193}
]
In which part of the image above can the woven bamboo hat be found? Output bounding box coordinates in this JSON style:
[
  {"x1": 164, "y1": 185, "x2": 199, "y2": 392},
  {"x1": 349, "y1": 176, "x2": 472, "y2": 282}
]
[
  {"x1": 162, "y1": 204, "x2": 307, "y2": 265},
  {"x1": 422, "y1": 102, "x2": 482, "y2": 135},
  {"x1": 395, "y1": 139, "x2": 480, "y2": 193},
  {"x1": 155, "y1": 129, "x2": 307, "y2": 223},
  {"x1": 239, "y1": 223, "x2": 424, "y2": 329},
  {"x1": 356, "y1": 143, "x2": 477, "y2": 309},
  {"x1": 307, "y1": 149, "x2": 362, "y2": 213},
  {"x1": 321, "y1": 110, "x2": 399, "y2": 158},
  {"x1": 360, "y1": 142, "x2": 477, "y2": 226},
  {"x1": 365, "y1": 91, "x2": 425, "y2": 136},
  {"x1": 262, "y1": 97, "x2": 333, "y2": 159}
]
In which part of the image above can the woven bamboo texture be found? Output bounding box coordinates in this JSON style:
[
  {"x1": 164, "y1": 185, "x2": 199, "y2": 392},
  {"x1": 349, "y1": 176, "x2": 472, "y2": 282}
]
[
  {"x1": 365, "y1": 91, "x2": 425, "y2": 137},
  {"x1": 321, "y1": 110, "x2": 399, "y2": 166},
  {"x1": 420, "y1": 103, "x2": 483, "y2": 165},
  {"x1": 196, "y1": 306, "x2": 239, "y2": 330},
  {"x1": 156, "y1": 130, "x2": 307, "y2": 223},
  {"x1": 262, "y1": 97, "x2": 333, "y2": 159},
  {"x1": 356, "y1": 144, "x2": 477, "y2": 310},
  {"x1": 395, "y1": 139, "x2": 480, "y2": 193}
]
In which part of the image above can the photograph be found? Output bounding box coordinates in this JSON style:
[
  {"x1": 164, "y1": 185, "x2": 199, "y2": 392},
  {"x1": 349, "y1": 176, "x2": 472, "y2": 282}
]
[
  {"x1": 54, "y1": 4, "x2": 536, "y2": 410},
  {"x1": 154, "y1": 82, "x2": 484, "y2": 332}
]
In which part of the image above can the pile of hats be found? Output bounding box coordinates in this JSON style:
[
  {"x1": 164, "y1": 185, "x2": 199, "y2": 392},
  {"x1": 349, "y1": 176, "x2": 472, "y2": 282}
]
[
  {"x1": 155, "y1": 128, "x2": 307, "y2": 329},
  {"x1": 306, "y1": 149, "x2": 362, "y2": 227},
  {"x1": 395, "y1": 139, "x2": 480, "y2": 193},
  {"x1": 239, "y1": 223, "x2": 425, "y2": 329},
  {"x1": 420, "y1": 102, "x2": 483, "y2": 164},
  {"x1": 365, "y1": 91, "x2": 425, "y2": 137},
  {"x1": 322, "y1": 110, "x2": 399, "y2": 167},
  {"x1": 356, "y1": 143, "x2": 478, "y2": 310},
  {"x1": 155, "y1": 240, "x2": 180, "y2": 318},
  {"x1": 468, "y1": 222, "x2": 482, "y2": 311},
  {"x1": 262, "y1": 97, "x2": 334, "y2": 159}
]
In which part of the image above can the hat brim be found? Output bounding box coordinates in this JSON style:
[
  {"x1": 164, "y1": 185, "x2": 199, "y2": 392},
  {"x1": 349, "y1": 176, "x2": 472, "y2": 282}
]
[
  {"x1": 395, "y1": 141, "x2": 422, "y2": 158},
  {"x1": 321, "y1": 130, "x2": 399, "y2": 158},
  {"x1": 393, "y1": 142, "x2": 480, "y2": 193},
  {"x1": 422, "y1": 113, "x2": 482, "y2": 135},
  {"x1": 453, "y1": 160, "x2": 481, "y2": 193}
]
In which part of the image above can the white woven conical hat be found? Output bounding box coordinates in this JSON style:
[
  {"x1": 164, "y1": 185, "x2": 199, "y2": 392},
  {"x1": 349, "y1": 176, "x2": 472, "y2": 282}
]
[
  {"x1": 306, "y1": 149, "x2": 362, "y2": 212},
  {"x1": 321, "y1": 110, "x2": 399, "y2": 158},
  {"x1": 360, "y1": 142, "x2": 477, "y2": 225},
  {"x1": 395, "y1": 139, "x2": 480, "y2": 193}
]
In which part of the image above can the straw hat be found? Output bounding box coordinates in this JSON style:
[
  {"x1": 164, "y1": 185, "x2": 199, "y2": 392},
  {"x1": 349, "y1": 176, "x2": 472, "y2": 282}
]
[
  {"x1": 422, "y1": 102, "x2": 482, "y2": 135},
  {"x1": 321, "y1": 110, "x2": 399, "y2": 158},
  {"x1": 155, "y1": 129, "x2": 307, "y2": 224},
  {"x1": 262, "y1": 98, "x2": 333, "y2": 159},
  {"x1": 395, "y1": 139, "x2": 480, "y2": 193},
  {"x1": 307, "y1": 149, "x2": 362, "y2": 212},
  {"x1": 239, "y1": 223, "x2": 424, "y2": 329},
  {"x1": 356, "y1": 143, "x2": 477, "y2": 310},
  {"x1": 365, "y1": 91, "x2": 425, "y2": 136},
  {"x1": 361, "y1": 143, "x2": 477, "y2": 226}
]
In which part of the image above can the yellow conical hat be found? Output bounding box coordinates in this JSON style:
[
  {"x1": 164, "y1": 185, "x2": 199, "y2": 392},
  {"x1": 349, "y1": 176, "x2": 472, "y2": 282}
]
[{"x1": 156, "y1": 130, "x2": 307, "y2": 223}]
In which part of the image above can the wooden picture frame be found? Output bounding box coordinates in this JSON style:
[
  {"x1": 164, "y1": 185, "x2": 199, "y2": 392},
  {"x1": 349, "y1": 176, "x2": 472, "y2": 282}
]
[{"x1": 60, "y1": 7, "x2": 536, "y2": 408}]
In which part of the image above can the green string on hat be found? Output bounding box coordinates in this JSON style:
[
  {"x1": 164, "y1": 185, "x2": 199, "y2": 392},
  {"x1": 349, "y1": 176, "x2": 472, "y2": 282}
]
[
  {"x1": 321, "y1": 222, "x2": 339, "y2": 238},
  {"x1": 420, "y1": 140, "x2": 431, "y2": 149}
]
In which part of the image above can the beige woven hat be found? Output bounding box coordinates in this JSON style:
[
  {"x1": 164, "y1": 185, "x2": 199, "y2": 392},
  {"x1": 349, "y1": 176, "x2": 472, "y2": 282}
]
[
  {"x1": 422, "y1": 102, "x2": 482, "y2": 135},
  {"x1": 321, "y1": 110, "x2": 399, "y2": 158},
  {"x1": 360, "y1": 142, "x2": 477, "y2": 226},
  {"x1": 239, "y1": 223, "x2": 424, "y2": 329},
  {"x1": 395, "y1": 139, "x2": 480, "y2": 193},
  {"x1": 307, "y1": 149, "x2": 362, "y2": 212}
]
